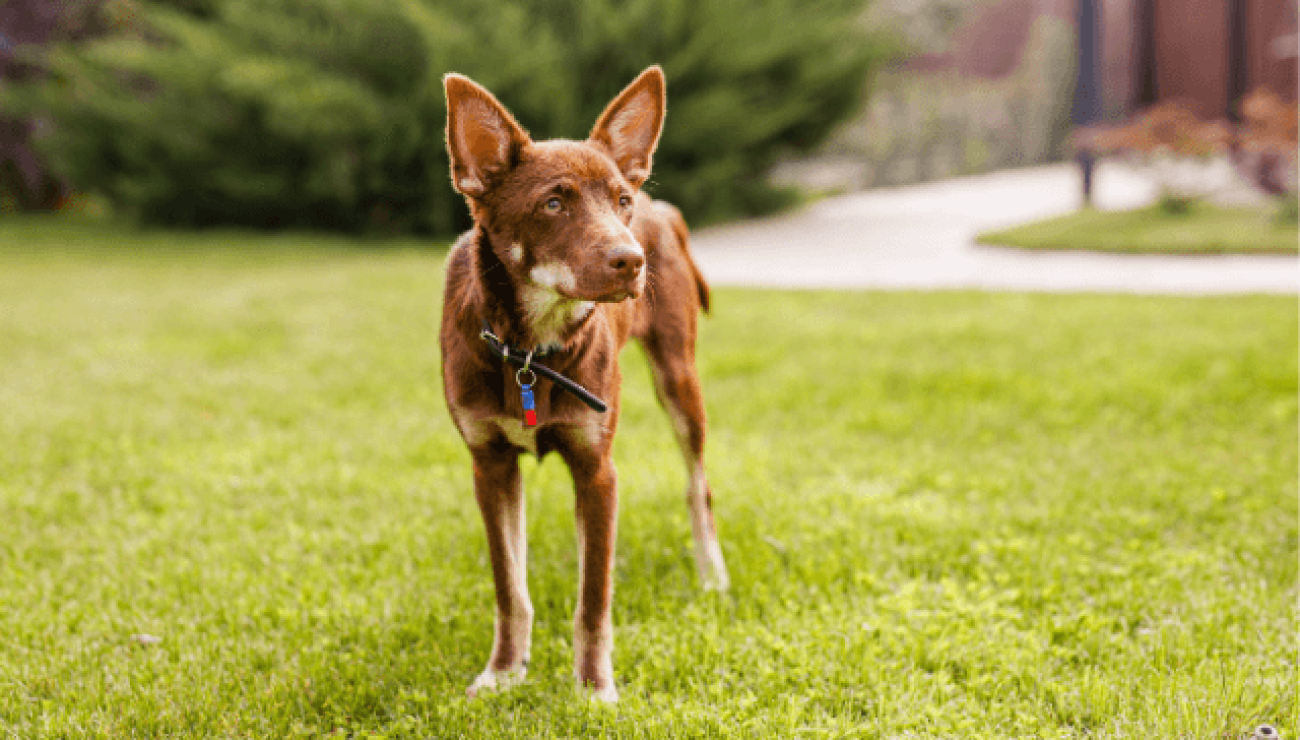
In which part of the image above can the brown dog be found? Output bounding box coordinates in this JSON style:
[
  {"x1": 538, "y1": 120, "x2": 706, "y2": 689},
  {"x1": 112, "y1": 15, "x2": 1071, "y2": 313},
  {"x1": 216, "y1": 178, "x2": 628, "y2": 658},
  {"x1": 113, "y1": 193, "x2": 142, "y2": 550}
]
[{"x1": 440, "y1": 66, "x2": 729, "y2": 702}]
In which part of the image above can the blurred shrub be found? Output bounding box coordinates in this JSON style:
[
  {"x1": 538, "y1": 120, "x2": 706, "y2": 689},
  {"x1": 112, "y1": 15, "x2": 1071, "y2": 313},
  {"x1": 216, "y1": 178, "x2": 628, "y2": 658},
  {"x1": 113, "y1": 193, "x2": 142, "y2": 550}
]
[
  {"x1": 801, "y1": 12, "x2": 1075, "y2": 191},
  {"x1": 0, "y1": 0, "x2": 115, "y2": 212},
  {"x1": 1079, "y1": 101, "x2": 1232, "y2": 214},
  {"x1": 1, "y1": 0, "x2": 892, "y2": 235},
  {"x1": 1241, "y1": 89, "x2": 1299, "y2": 226},
  {"x1": 1274, "y1": 195, "x2": 1297, "y2": 226},
  {"x1": 1239, "y1": 88, "x2": 1298, "y2": 199},
  {"x1": 1080, "y1": 91, "x2": 1297, "y2": 215},
  {"x1": 1080, "y1": 102, "x2": 1231, "y2": 157}
]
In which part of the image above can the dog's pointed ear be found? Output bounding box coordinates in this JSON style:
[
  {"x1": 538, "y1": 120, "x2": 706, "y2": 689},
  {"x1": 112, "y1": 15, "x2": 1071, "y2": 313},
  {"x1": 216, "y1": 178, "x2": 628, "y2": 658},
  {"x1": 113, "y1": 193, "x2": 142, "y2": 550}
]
[
  {"x1": 589, "y1": 66, "x2": 666, "y2": 189},
  {"x1": 445, "y1": 73, "x2": 531, "y2": 198}
]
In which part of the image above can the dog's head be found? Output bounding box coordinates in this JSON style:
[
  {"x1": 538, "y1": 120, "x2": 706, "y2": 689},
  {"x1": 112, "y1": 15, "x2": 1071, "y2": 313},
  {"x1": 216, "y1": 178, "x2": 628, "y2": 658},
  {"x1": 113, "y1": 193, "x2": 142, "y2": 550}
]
[{"x1": 444, "y1": 67, "x2": 666, "y2": 303}]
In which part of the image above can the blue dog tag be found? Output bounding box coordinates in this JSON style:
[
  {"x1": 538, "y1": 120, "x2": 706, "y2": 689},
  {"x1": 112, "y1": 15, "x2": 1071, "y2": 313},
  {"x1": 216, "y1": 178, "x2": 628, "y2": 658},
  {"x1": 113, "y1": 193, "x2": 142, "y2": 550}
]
[{"x1": 521, "y1": 384, "x2": 537, "y2": 426}]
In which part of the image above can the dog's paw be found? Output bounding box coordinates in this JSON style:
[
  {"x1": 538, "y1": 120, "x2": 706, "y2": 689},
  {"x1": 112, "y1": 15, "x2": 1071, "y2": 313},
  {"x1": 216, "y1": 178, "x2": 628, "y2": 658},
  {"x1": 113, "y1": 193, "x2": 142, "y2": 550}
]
[
  {"x1": 701, "y1": 568, "x2": 730, "y2": 592},
  {"x1": 466, "y1": 666, "x2": 526, "y2": 698},
  {"x1": 698, "y1": 556, "x2": 730, "y2": 592},
  {"x1": 693, "y1": 534, "x2": 731, "y2": 592},
  {"x1": 581, "y1": 682, "x2": 619, "y2": 704}
]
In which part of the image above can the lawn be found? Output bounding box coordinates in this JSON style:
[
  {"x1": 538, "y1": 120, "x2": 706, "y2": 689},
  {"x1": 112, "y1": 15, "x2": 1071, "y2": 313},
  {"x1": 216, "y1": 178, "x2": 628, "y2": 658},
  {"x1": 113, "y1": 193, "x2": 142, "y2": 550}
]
[
  {"x1": 0, "y1": 216, "x2": 1295, "y2": 739},
  {"x1": 976, "y1": 202, "x2": 1298, "y2": 255}
]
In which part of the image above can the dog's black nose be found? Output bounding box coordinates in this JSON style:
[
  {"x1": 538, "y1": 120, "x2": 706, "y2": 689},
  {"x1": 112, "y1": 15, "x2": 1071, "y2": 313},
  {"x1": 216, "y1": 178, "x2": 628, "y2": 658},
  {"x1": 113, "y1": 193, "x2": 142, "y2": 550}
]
[{"x1": 607, "y1": 244, "x2": 645, "y2": 279}]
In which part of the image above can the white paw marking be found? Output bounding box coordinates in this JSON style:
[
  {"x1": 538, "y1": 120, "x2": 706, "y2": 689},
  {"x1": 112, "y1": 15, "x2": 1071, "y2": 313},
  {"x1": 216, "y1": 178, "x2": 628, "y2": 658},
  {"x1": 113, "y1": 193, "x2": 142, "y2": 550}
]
[
  {"x1": 687, "y1": 461, "x2": 730, "y2": 591},
  {"x1": 585, "y1": 683, "x2": 619, "y2": 704},
  {"x1": 573, "y1": 626, "x2": 616, "y2": 702},
  {"x1": 467, "y1": 665, "x2": 527, "y2": 698}
]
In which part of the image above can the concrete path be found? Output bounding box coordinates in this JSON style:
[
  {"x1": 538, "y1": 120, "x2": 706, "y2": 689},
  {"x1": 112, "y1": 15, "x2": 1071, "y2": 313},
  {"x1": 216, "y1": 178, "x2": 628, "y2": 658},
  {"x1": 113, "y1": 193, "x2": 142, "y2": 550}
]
[{"x1": 690, "y1": 163, "x2": 1298, "y2": 294}]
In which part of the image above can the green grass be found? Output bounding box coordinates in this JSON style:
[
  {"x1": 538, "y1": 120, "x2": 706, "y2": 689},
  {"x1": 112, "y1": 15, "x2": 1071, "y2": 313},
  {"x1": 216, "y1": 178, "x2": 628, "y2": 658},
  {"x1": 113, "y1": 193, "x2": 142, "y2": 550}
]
[
  {"x1": 976, "y1": 202, "x2": 1299, "y2": 255},
  {"x1": 1, "y1": 215, "x2": 1296, "y2": 738}
]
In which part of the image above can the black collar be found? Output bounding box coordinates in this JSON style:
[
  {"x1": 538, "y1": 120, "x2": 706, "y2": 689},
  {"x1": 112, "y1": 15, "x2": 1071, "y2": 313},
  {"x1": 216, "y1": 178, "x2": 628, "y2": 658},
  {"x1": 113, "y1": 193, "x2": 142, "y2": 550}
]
[{"x1": 479, "y1": 321, "x2": 608, "y2": 413}]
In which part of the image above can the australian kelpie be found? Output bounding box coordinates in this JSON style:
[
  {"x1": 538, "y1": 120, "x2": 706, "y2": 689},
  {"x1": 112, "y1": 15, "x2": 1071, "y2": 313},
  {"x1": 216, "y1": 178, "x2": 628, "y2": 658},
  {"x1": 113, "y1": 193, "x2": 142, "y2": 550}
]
[{"x1": 440, "y1": 66, "x2": 729, "y2": 702}]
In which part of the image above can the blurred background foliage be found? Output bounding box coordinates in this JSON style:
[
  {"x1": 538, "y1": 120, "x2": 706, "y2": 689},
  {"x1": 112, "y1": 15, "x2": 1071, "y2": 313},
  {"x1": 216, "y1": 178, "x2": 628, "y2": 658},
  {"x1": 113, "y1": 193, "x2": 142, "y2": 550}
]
[
  {"x1": 0, "y1": 0, "x2": 897, "y2": 236},
  {"x1": 772, "y1": 0, "x2": 1078, "y2": 193}
]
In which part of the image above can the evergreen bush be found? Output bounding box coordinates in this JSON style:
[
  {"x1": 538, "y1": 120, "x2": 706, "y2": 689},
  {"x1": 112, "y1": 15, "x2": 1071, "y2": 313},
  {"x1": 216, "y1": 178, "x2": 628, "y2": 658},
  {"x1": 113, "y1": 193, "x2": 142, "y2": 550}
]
[{"x1": 2, "y1": 0, "x2": 892, "y2": 236}]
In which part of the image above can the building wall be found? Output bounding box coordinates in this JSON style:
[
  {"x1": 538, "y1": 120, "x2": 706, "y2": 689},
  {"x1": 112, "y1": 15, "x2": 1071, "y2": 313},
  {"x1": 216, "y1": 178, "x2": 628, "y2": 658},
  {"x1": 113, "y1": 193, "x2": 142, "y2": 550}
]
[
  {"x1": 1134, "y1": 0, "x2": 1296, "y2": 119},
  {"x1": 906, "y1": 0, "x2": 1297, "y2": 121},
  {"x1": 1153, "y1": 0, "x2": 1231, "y2": 117},
  {"x1": 1246, "y1": 0, "x2": 1298, "y2": 102},
  {"x1": 1102, "y1": 0, "x2": 1137, "y2": 119}
]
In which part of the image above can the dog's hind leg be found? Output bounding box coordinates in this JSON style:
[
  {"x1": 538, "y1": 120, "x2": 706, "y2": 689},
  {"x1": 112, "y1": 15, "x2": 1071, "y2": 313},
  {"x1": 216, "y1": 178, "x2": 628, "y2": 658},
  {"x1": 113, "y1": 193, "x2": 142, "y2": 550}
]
[
  {"x1": 642, "y1": 336, "x2": 731, "y2": 591},
  {"x1": 467, "y1": 446, "x2": 533, "y2": 697}
]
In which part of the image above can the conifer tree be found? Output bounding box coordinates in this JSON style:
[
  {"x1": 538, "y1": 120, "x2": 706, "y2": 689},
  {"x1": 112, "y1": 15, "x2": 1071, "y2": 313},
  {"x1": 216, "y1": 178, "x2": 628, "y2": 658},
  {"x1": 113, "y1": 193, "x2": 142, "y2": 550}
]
[{"x1": 3, "y1": 0, "x2": 893, "y2": 235}]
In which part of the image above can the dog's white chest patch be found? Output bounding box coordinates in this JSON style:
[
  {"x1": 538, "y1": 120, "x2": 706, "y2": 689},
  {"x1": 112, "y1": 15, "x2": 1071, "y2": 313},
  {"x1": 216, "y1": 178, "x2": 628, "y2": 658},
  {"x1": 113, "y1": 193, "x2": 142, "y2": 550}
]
[
  {"x1": 493, "y1": 417, "x2": 538, "y2": 452},
  {"x1": 519, "y1": 281, "x2": 593, "y2": 351},
  {"x1": 460, "y1": 415, "x2": 539, "y2": 453},
  {"x1": 457, "y1": 413, "x2": 607, "y2": 455}
]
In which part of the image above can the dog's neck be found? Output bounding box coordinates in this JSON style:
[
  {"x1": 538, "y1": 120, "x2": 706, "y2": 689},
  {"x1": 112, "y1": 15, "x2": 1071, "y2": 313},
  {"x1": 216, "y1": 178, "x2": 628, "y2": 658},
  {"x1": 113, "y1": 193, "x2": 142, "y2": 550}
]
[{"x1": 474, "y1": 228, "x2": 596, "y2": 353}]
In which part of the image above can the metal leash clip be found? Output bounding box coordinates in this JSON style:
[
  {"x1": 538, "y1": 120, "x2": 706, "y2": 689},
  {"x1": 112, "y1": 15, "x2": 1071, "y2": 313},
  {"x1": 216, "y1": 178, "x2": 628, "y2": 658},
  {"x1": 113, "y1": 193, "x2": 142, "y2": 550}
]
[
  {"x1": 516, "y1": 350, "x2": 536, "y2": 387},
  {"x1": 479, "y1": 326, "x2": 510, "y2": 360}
]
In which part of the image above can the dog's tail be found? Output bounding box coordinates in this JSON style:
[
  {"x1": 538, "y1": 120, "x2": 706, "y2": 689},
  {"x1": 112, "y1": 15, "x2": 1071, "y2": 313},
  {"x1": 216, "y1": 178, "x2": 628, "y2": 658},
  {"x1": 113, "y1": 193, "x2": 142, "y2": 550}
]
[{"x1": 657, "y1": 201, "x2": 710, "y2": 314}]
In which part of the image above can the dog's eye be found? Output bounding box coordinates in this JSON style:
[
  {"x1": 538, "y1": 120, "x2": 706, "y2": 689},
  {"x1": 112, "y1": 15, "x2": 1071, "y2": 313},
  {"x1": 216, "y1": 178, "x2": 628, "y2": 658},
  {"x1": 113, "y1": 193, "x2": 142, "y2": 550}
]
[
  {"x1": 618, "y1": 195, "x2": 632, "y2": 209},
  {"x1": 544, "y1": 197, "x2": 563, "y2": 213}
]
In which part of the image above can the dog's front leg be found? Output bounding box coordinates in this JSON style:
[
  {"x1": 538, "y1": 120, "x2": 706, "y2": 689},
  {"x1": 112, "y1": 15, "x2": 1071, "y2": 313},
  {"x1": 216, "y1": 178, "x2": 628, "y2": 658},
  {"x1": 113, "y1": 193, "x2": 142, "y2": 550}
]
[
  {"x1": 467, "y1": 447, "x2": 533, "y2": 697},
  {"x1": 562, "y1": 445, "x2": 620, "y2": 702}
]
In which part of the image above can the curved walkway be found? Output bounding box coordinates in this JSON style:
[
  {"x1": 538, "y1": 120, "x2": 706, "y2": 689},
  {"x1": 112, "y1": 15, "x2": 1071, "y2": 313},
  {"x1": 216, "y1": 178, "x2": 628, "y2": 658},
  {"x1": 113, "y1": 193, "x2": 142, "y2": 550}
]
[{"x1": 690, "y1": 163, "x2": 1297, "y2": 294}]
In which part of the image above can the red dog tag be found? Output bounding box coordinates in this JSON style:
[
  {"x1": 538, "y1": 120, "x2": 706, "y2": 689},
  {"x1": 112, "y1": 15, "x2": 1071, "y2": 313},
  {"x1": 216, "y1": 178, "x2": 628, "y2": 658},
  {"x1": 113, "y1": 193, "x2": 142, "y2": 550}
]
[{"x1": 521, "y1": 384, "x2": 537, "y2": 427}]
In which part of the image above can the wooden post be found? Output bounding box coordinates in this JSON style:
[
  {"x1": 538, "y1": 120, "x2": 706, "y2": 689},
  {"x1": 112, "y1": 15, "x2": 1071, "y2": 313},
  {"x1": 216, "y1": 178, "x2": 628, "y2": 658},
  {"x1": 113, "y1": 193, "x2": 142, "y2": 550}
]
[
  {"x1": 1226, "y1": 0, "x2": 1247, "y2": 124},
  {"x1": 1074, "y1": 0, "x2": 1104, "y2": 206},
  {"x1": 1132, "y1": 0, "x2": 1158, "y2": 110}
]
